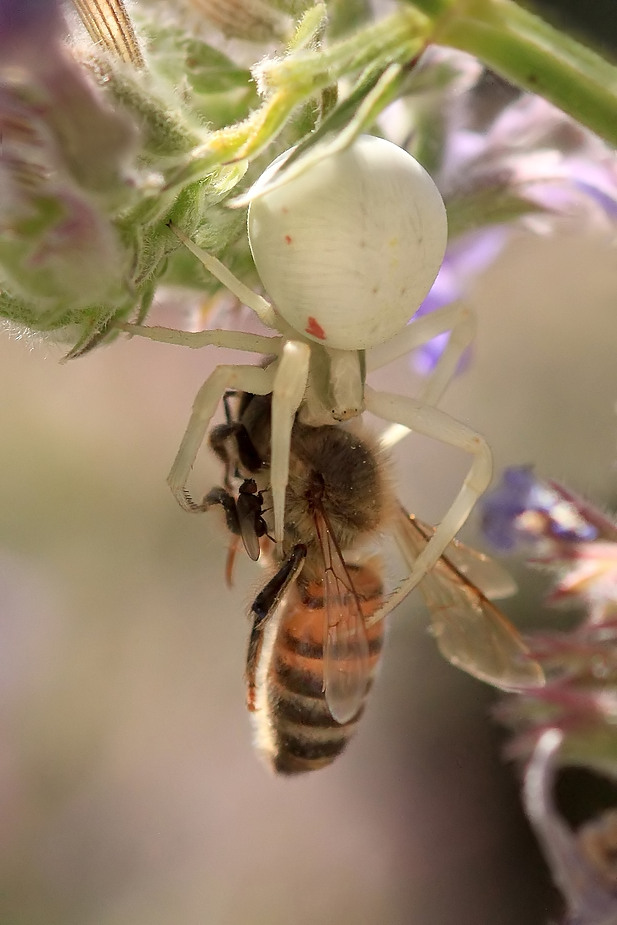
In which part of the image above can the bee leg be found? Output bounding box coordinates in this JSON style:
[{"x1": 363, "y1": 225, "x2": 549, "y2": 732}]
[
  {"x1": 208, "y1": 420, "x2": 246, "y2": 487},
  {"x1": 364, "y1": 386, "x2": 492, "y2": 594},
  {"x1": 246, "y1": 544, "x2": 306, "y2": 711},
  {"x1": 167, "y1": 363, "x2": 279, "y2": 512},
  {"x1": 202, "y1": 486, "x2": 241, "y2": 533},
  {"x1": 225, "y1": 535, "x2": 241, "y2": 589},
  {"x1": 365, "y1": 301, "x2": 475, "y2": 449},
  {"x1": 269, "y1": 341, "x2": 311, "y2": 546}
]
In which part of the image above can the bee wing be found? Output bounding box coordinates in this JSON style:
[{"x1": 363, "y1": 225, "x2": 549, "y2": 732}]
[
  {"x1": 392, "y1": 510, "x2": 544, "y2": 691},
  {"x1": 437, "y1": 532, "x2": 517, "y2": 601},
  {"x1": 316, "y1": 517, "x2": 371, "y2": 724}
]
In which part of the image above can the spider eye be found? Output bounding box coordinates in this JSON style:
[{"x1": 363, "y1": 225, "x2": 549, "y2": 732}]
[{"x1": 247, "y1": 134, "x2": 447, "y2": 351}]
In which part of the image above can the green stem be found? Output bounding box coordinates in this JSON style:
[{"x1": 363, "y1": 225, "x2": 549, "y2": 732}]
[
  {"x1": 164, "y1": 8, "x2": 431, "y2": 189},
  {"x1": 260, "y1": 7, "x2": 430, "y2": 90},
  {"x1": 407, "y1": 0, "x2": 617, "y2": 146}
]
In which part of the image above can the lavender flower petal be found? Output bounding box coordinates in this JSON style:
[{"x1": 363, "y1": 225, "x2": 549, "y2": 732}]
[
  {"x1": 524, "y1": 730, "x2": 617, "y2": 925},
  {"x1": 481, "y1": 467, "x2": 599, "y2": 553}
]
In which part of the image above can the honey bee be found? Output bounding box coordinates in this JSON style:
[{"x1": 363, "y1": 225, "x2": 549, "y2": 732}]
[{"x1": 205, "y1": 392, "x2": 543, "y2": 775}]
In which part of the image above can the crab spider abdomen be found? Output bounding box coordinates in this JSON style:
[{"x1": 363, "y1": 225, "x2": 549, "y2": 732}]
[{"x1": 247, "y1": 134, "x2": 448, "y2": 351}]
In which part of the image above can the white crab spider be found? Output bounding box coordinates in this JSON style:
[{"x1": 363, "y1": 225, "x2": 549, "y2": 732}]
[{"x1": 122, "y1": 134, "x2": 491, "y2": 600}]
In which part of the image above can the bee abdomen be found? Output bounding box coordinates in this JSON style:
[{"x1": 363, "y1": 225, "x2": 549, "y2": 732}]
[
  {"x1": 253, "y1": 622, "x2": 380, "y2": 774},
  {"x1": 249, "y1": 564, "x2": 385, "y2": 775},
  {"x1": 270, "y1": 725, "x2": 352, "y2": 775},
  {"x1": 256, "y1": 648, "x2": 360, "y2": 774},
  {"x1": 282, "y1": 627, "x2": 385, "y2": 660},
  {"x1": 268, "y1": 690, "x2": 360, "y2": 775}
]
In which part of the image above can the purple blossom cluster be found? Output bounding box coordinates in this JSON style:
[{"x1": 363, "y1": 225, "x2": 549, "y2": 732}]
[
  {"x1": 481, "y1": 468, "x2": 617, "y2": 924},
  {"x1": 481, "y1": 466, "x2": 602, "y2": 553},
  {"x1": 0, "y1": 0, "x2": 139, "y2": 348}
]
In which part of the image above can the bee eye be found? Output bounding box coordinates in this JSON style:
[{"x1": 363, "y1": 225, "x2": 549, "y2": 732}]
[{"x1": 247, "y1": 134, "x2": 447, "y2": 351}]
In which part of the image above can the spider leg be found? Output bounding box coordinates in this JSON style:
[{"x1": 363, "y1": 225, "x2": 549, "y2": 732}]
[
  {"x1": 168, "y1": 224, "x2": 279, "y2": 330},
  {"x1": 270, "y1": 341, "x2": 311, "y2": 545},
  {"x1": 117, "y1": 323, "x2": 283, "y2": 356},
  {"x1": 366, "y1": 301, "x2": 475, "y2": 448},
  {"x1": 364, "y1": 385, "x2": 492, "y2": 603},
  {"x1": 168, "y1": 363, "x2": 280, "y2": 511}
]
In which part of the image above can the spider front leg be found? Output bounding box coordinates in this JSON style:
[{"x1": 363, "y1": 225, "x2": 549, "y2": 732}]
[
  {"x1": 269, "y1": 341, "x2": 311, "y2": 546},
  {"x1": 117, "y1": 323, "x2": 283, "y2": 356},
  {"x1": 166, "y1": 339, "x2": 309, "y2": 546},
  {"x1": 168, "y1": 362, "x2": 280, "y2": 511},
  {"x1": 115, "y1": 323, "x2": 288, "y2": 510},
  {"x1": 364, "y1": 385, "x2": 492, "y2": 611},
  {"x1": 366, "y1": 301, "x2": 475, "y2": 448}
]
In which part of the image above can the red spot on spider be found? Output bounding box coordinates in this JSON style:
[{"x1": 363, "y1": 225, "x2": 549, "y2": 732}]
[
  {"x1": 305, "y1": 316, "x2": 326, "y2": 340},
  {"x1": 284, "y1": 234, "x2": 293, "y2": 244}
]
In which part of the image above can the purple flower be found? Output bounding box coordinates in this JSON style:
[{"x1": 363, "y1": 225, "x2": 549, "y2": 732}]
[
  {"x1": 405, "y1": 79, "x2": 617, "y2": 375},
  {"x1": 547, "y1": 543, "x2": 617, "y2": 615},
  {"x1": 480, "y1": 467, "x2": 599, "y2": 553},
  {"x1": 494, "y1": 475, "x2": 617, "y2": 922},
  {"x1": 0, "y1": 0, "x2": 66, "y2": 74},
  {"x1": 0, "y1": 0, "x2": 139, "y2": 340},
  {"x1": 441, "y1": 94, "x2": 617, "y2": 229},
  {"x1": 482, "y1": 469, "x2": 617, "y2": 621},
  {"x1": 524, "y1": 730, "x2": 617, "y2": 925}
]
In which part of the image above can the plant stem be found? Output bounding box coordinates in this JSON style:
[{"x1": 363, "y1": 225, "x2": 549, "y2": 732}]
[{"x1": 406, "y1": 0, "x2": 617, "y2": 146}]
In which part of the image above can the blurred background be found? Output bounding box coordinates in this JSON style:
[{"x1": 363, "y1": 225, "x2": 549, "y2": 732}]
[
  {"x1": 533, "y1": 0, "x2": 617, "y2": 56},
  {"x1": 0, "y1": 224, "x2": 616, "y2": 923}
]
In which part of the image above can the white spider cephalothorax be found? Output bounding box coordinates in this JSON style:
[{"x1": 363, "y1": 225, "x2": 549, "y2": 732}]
[{"x1": 121, "y1": 134, "x2": 492, "y2": 600}]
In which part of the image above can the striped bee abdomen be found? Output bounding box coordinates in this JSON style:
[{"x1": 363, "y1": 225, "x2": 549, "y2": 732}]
[{"x1": 250, "y1": 564, "x2": 385, "y2": 775}]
